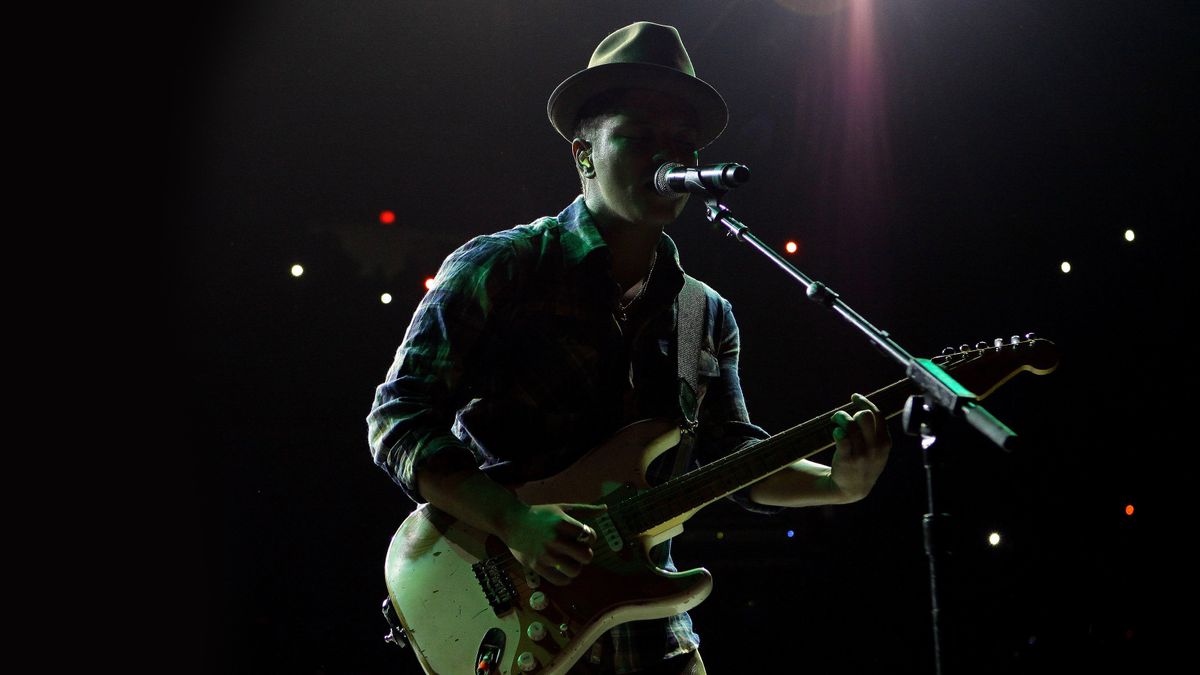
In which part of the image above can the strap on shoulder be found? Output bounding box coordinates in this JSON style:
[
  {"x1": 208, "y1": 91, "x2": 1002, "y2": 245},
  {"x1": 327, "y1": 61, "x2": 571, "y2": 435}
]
[{"x1": 671, "y1": 274, "x2": 707, "y2": 478}]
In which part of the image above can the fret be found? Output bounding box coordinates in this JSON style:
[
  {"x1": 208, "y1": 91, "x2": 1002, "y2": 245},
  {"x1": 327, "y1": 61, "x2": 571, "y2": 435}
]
[
  {"x1": 619, "y1": 338, "x2": 1057, "y2": 536},
  {"x1": 626, "y1": 355, "x2": 953, "y2": 534}
]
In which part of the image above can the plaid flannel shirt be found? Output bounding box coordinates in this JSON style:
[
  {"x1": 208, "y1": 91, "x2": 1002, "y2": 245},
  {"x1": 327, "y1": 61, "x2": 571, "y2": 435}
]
[{"x1": 367, "y1": 195, "x2": 777, "y2": 672}]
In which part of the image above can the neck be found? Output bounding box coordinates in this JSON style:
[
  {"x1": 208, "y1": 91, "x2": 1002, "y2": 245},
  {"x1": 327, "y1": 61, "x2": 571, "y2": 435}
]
[
  {"x1": 586, "y1": 200, "x2": 663, "y2": 291},
  {"x1": 608, "y1": 227, "x2": 661, "y2": 292}
]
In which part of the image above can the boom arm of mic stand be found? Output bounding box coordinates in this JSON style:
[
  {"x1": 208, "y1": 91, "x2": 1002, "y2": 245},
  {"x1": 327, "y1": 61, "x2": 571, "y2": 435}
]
[{"x1": 702, "y1": 199, "x2": 1019, "y2": 452}]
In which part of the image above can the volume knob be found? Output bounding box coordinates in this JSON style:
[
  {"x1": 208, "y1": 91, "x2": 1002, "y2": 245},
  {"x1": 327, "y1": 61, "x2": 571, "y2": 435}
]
[
  {"x1": 516, "y1": 651, "x2": 537, "y2": 672},
  {"x1": 527, "y1": 621, "x2": 546, "y2": 641},
  {"x1": 529, "y1": 591, "x2": 548, "y2": 611}
]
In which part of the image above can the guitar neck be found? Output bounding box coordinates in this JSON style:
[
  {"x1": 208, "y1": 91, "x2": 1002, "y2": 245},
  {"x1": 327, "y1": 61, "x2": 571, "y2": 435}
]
[
  {"x1": 616, "y1": 337, "x2": 1057, "y2": 537},
  {"x1": 622, "y1": 376, "x2": 917, "y2": 536}
]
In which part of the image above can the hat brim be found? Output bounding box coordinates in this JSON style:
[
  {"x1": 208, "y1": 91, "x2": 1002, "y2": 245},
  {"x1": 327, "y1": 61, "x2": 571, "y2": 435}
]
[{"x1": 547, "y1": 62, "x2": 728, "y2": 149}]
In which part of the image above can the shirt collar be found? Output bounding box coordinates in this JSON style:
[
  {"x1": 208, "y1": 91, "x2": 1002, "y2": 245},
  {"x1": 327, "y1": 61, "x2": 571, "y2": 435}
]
[
  {"x1": 556, "y1": 195, "x2": 610, "y2": 267},
  {"x1": 648, "y1": 231, "x2": 686, "y2": 305}
]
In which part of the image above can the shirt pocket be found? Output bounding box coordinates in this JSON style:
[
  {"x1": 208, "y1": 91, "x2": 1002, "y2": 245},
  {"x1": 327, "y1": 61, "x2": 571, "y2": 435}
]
[{"x1": 698, "y1": 348, "x2": 721, "y2": 379}]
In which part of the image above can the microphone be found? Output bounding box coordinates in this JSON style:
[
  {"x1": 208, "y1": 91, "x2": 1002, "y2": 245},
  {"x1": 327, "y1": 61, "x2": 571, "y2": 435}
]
[{"x1": 654, "y1": 162, "x2": 751, "y2": 197}]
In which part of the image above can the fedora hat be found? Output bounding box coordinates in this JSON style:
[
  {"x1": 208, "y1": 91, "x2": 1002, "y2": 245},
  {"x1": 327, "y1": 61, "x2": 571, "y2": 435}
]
[{"x1": 547, "y1": 21, "x2": 728, "y2": 149}]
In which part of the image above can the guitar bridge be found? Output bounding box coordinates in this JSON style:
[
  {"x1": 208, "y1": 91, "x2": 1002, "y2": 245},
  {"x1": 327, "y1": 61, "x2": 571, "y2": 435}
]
[{"x1": 472, "y1": 557, "x2": 518, "y2": 616}]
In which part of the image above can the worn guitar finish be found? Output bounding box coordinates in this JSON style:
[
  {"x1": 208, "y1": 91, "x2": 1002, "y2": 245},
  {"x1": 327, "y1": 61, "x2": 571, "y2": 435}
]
[{"x1": 385, "y1": 338, "x2": 1059, "y2": 674}]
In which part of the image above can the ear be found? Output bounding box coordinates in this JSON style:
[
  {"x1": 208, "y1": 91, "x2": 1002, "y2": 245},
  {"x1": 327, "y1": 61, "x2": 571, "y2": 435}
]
[{"x1": 571, "y1": 138, "x2": 595, "y2": 177}]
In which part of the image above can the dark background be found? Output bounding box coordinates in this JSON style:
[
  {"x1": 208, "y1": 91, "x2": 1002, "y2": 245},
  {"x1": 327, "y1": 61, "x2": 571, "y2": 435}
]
[{"x1": 166, "y1": 1, "x2": 1194, "y2": 672}]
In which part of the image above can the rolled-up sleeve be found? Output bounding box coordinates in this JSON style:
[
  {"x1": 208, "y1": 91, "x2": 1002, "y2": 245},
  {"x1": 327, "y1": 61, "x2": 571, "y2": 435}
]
[
  {"x1": 692, "y1": 297, "x2": 782, "y2": 515},
  {"x1": 366, "y1": 235, "x2": 517, "y2": 503}
]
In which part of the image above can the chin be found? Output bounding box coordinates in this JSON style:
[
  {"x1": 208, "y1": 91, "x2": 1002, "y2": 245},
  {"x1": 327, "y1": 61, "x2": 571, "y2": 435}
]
[
  {"x1": 643, "y1": 195, "x2": 689, "y2": 225},
  {"x1": 640, "y1": 206, "x2": 681, "y2": 227}
]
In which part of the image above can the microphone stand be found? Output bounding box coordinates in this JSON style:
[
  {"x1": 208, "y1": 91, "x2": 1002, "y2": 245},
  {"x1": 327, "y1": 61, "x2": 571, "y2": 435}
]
[{"x1": 698, "y1": 191, "x2": 1019, "y2": 675}]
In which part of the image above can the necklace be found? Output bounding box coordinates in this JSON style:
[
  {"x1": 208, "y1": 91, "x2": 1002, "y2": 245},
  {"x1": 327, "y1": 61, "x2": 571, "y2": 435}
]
[{"x1": 618, "y1": 248, "x2": 658, "y2": 315}]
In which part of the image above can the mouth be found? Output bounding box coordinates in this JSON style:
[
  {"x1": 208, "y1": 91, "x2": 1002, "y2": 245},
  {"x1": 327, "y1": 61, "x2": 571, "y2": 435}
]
[{"x1": 646, "y1": 180, "x2": 685, "y2": 200}]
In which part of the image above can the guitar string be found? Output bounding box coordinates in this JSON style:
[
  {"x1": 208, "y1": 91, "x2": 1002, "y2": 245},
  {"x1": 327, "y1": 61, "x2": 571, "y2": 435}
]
[
  {"x1": 484, "y1": 345, "x2": 1007, "y2": 593},
  {"x1": 619, "y1": 345, "x2": 1003, "y2": 530},
  {"x1": 626, "y1": 349, "x2": 982, "y2": 528},
  {"x1": 489, "y1": 415, "x2": 877, "y2": 587},
  {"x1": 490, "y1": 348, "x2": 989, "y2": 585}
]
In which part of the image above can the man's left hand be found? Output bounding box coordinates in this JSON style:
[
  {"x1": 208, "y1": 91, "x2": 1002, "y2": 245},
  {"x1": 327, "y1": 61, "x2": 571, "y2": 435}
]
[{"x1": 828, "y1": 393, "x2": 892, "y2": 502}]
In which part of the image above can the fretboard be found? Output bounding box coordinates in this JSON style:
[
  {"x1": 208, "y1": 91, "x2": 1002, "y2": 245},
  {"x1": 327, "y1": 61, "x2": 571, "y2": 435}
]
[{"x1": 620, "y1": 373, "x2": 919, "y2": 536}]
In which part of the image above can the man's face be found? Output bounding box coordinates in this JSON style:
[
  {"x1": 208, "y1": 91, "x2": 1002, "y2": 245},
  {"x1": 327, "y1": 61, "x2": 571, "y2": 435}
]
[{"x1": 576, "y1": 89, "x2": 701, "y2": 229}]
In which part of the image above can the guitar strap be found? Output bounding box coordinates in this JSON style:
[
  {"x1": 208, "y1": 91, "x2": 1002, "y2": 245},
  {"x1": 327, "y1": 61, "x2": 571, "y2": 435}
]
[{"x1": 671, "y1": 274, "x2": 707, "y2": 479}]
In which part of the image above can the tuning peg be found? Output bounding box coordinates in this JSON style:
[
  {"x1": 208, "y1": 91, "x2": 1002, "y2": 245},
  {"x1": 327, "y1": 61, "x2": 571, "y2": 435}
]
[
  {"x1": 975, "y1": 341, "x2": 989, "y2": 350},
  {"x1": 942, "y1": 347, "x2": 956, "y2": 355},
  {"x1": 1010, "y1": 335, "x2": 1020, "y2": 345},
  {"x1": 1024, "y1": 332, "x2": 1037, "y2": 340},
  {"x1": 959, "y1": 344, "x2": 970, "y2": 352},
  {"x1": 993, "y1": 338, "x2": 1005, "y2": 348}
]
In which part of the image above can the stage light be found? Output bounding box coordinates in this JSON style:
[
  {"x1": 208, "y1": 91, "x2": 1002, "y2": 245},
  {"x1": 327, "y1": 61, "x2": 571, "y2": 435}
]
[
  {"x1": 424, "y1": 277, "x2": 436, "y2": 290},
  {"x1": 380, "y1": 210, "x2": 396, "y2": 225},
  {"x1": 786, "y1": 529, "x2": 795, "y2": 538},
  {"x1": 1060, "y1": 261, "x2": 1072, "y2": 274},
  {"x1": 716, "y1": 531, "x2": 725, "y2": 540},
  {"x1": 291, "y1": 264, "x2": 304, "y2": 277},
  {"x1": 1124, "y1": 229, "x2": 1135, "y2": 242},
  {"x1": 785, "y1": 240, "x2": 799, "y2": 254},
  {"x1": 1125, "y1": 504, "x2": 1134, "y2": 516},
  {"x1": 380, "y1": 293, "x2": 393, "y2": 304},
  {"x1": 988, "y1": 532, "x2": 1001, "y2": 546}
]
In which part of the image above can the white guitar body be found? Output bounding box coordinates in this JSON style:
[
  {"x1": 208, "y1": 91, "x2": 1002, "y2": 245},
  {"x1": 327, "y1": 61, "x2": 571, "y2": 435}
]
[
  {"x1": 382, "y1": 338, "x2": 1059, "y2": 674},
  {"x1": 385, "y1": 418, "x2": 712, "y2": 675}
]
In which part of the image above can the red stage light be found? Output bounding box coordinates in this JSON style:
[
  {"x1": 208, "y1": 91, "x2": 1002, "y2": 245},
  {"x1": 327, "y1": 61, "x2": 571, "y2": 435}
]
[{"x1": 380, "y1": 210, "x2": 396, "y2": 224}]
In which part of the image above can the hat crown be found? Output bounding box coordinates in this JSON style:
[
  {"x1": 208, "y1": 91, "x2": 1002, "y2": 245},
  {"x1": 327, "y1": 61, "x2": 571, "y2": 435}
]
[
  {"x1": 547, "y1": 21, "x2": 727, "y2": 147},
  {"x1": 587, "y1": 22, "x2": 695, "y2": 77}
]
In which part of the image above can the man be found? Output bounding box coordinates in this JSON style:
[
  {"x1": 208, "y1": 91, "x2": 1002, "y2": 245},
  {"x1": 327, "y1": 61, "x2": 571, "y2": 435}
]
[{"x1": 367, "y1": 22, "x2": 890, "y2": 674}]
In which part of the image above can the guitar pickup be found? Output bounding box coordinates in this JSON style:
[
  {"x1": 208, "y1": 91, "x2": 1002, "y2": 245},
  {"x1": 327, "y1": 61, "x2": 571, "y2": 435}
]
[{"x1": 595, "y1": 512, "x2": 625, "y2": 552}]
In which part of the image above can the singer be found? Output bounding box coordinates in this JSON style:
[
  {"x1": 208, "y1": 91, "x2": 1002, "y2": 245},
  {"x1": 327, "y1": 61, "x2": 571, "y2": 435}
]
[{"x1": 367, "y1": 21, "x2": 891, "y2": 675}]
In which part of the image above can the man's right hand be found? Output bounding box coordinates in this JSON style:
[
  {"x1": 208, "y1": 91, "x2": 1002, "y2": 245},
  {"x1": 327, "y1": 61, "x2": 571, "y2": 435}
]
[{"x1": 501, "y1": 503, "x2": 607, "y2": 586}]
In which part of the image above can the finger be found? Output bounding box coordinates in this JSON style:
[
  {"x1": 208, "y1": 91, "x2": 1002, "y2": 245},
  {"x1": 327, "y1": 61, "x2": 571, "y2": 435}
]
[
  {"x1": 852, "y1": 408, "x2": 878, "y2": 437},
  {"x1": 860, "y1": 409, "x2": 892, "y2": 448},
  {"x1": 851, "y1": 393, "x2": 881, "y2": 414},
  {"x1": 850, "y1": 396, "x2": 891, "y2": 449},
  {"x1": 545, "y1": 555, "x2": 583, "y2": 579},
  {"x1": 562, "y1": 519, "x2": 598, "y2": 546},
  {"x1": 535, "y1": 561, "x2": 572, "y2": 586},
  {"x1": 831, "y1": 410, "x2": 853, "y2": 443},
  {"x1": 833, "y1": 407, "x2": 867, "y2": 452},
  {"x1": 842, "y1": 415, "x2": 866, "y2": 452},
  {"x1": 851, "y1": 394, "x2": 882, "y2": 436},
  {"x1": 549, "y1": 536, "x2": 595, "y2": 565},
  {"x1": 555, "y1": 508, "x2": 602, "y2": 546},
  {"x1": 562, "y1": 502, "x2": 608, "y2": 514}
]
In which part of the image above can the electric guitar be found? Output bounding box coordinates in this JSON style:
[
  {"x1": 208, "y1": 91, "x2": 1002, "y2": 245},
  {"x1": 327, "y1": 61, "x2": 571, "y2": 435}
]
[{"x1": 384, "y1": 337, "x2": 1059, "y2": 674}]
